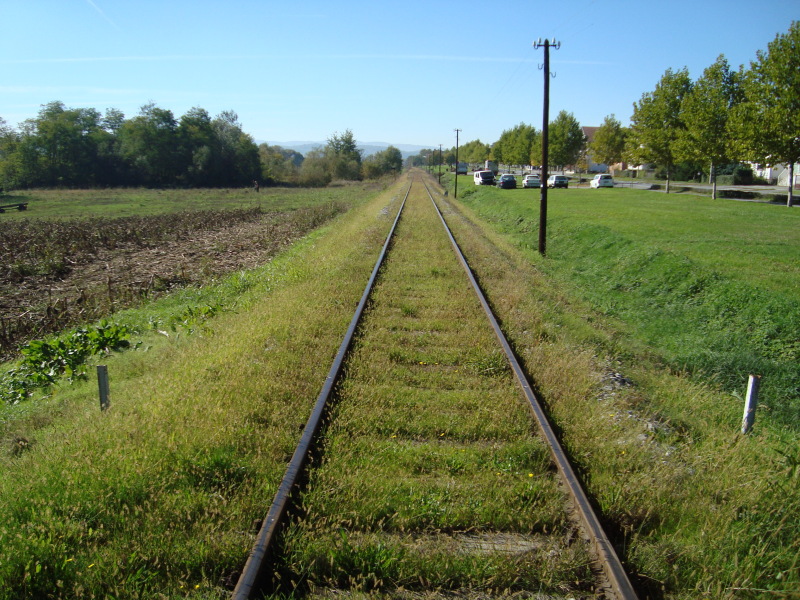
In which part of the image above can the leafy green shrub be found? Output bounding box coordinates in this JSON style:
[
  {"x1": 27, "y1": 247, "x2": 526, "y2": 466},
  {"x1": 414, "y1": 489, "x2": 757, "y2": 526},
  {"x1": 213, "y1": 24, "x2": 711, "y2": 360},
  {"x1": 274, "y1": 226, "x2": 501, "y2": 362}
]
[
  {"x1": 719, "y1": 189, "x2": 758, "y2": 199},
  {"x1": 655, "y1": 161, "x2": 703, "y2": 182},
  {"x1": 716, "y1": 175, "x2": 735, "y2": 186},
  {"x1": 0, "y1": 321, "x2": 130, "y2": 404},
  {"x1": 716, "y1": 163, "x2": 754, "y2": 184}
]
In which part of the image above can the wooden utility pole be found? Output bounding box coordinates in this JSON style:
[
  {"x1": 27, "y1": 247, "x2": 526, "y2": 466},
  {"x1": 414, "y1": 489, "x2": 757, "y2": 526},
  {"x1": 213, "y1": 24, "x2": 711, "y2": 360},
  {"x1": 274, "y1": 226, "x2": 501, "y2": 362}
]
[
  {"x1": 533, "y1": 38, "x2": 560, "y2": 255},
  {"x1": 439, "y1": 144, "x2": 442, "y2": 184},
  {"x1": 454, "y1": 129, "x2": 461, "y2": 199}
]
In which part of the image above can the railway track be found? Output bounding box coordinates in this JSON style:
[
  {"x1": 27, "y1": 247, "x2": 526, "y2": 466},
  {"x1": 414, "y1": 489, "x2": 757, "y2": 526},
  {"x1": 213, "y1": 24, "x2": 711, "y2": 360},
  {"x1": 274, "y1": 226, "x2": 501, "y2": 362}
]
[{"x1": 232, "y1": 174, "x2": 639, "y2": 599}]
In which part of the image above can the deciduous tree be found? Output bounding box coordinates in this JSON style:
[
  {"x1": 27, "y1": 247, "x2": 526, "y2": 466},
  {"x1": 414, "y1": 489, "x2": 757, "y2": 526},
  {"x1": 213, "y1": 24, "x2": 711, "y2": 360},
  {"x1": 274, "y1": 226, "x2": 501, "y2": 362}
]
[
  {"x1": 211, "y1": 110, "x2": 260, "y2": 186},
  {"x1": 118, "y1": 102, "x2": 180, "y2": 186},
  {"x1": 589, "y1": 114, "x2": 627, "y2": 171},
  {"x1": 362, "y1": 145, "x2": 402, "y2": 179},
  {"x1": 460, "y1": 139, "x2": 490, "y2": 165},
  {"x1": 548, "y1": 111, "x2": 584, "y2": 170},
  {"x1": 677, "y1": 55, "x2": 740, "y2": 199},
  {"x1": 325, "y1": 129, "x2": 362, "y2": 180},
  {"x1": 627, "y1": 68, "x2": 692, "y2": 192},
  {"x1": 729, "y1": 21, "x2": 800, "y2": 206}
]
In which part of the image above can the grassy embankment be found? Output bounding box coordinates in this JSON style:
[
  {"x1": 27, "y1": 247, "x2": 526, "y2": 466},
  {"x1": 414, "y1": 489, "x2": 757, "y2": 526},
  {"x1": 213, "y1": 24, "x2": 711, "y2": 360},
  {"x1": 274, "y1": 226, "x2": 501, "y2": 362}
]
[
  {"x1": 0, "y1": 182, "x2": 392, "y2": 598},
  {"x1": 442, "y1": 173, "x2": 799, "y2": 598},
  {"x1": 450, "y1": 174, "x2": 799, "y2": 427}
]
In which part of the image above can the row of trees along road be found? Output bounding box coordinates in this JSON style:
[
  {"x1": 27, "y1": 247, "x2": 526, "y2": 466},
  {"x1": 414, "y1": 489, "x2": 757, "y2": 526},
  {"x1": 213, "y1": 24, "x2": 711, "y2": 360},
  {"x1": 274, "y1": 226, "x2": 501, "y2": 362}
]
[
  {"x1": 409, "y1": 110, "x2": 586, "y2": 174},
  {"x1": 0, "y1": 104, "x2": 402, "y2": 189},
  {"x1": 415, "y1": 22, "x2": 799, "y2": 207},
  {"x1": 625, "y1": 21, "x2": 800, "y2": 205}
]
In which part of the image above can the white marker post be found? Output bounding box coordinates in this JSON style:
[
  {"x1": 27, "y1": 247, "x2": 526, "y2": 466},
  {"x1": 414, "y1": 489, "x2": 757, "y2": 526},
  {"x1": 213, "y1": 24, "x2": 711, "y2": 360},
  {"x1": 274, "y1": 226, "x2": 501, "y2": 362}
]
[{"x1": 741, "y1": 374, "x2": 760, "y2": 434}]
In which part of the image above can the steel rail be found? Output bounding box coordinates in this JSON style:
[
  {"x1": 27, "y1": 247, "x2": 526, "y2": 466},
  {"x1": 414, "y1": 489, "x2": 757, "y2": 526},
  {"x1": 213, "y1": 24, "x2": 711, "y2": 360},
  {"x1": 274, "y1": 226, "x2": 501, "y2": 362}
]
[
  {"x1": 231, "y1": 183, "x2": 412, "y2": 599},
  {"x1": 422, "y1": 179, "x2": 639, "y2": 600}
]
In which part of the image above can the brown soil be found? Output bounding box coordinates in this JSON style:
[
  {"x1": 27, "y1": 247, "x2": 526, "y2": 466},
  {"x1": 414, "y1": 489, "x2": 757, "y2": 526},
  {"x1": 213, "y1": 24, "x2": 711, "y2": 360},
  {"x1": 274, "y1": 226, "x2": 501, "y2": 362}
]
[{"x1": 0, "y1": 209, "x2": 337, "y2": 359}]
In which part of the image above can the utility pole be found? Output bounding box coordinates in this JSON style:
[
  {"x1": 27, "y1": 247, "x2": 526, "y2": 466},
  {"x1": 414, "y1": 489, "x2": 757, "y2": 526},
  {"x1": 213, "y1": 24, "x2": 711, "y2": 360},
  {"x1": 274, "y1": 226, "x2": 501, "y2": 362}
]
[
  {"x1": 533, "y1": 38, "x2": 560, "y2": 256},
  {"x1": 454, "y1": 129, "x2": 461, "y2": 198},
  {"x1": 438, "y1": 144, "x2": 442, "y2": 184}
]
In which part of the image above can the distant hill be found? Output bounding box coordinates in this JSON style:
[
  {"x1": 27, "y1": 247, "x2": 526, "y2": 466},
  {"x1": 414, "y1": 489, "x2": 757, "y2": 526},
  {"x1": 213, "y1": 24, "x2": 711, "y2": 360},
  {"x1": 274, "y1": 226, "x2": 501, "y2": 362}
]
[{"x1": 260, "y1": 141, "x2": 428, "y2": 159}]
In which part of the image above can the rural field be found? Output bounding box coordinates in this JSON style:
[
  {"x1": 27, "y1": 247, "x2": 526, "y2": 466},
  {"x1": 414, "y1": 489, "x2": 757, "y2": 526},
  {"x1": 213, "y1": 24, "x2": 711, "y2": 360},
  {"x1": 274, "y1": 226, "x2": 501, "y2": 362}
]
[
  {"x1": 0, "y1": 185, "x2": 379, "y2": 364},
  {"x1": 1, "y1": 172, "x2": 798, "y2": 599}
]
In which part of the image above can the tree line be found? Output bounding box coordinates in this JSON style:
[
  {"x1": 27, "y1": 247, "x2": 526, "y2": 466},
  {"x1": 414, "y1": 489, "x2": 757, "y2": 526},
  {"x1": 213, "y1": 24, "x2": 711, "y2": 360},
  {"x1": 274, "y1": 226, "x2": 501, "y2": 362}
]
[
  {"x1": 408, "y1": 110, "x2": 586, "y2": 174},
  {"x1": 0, "y1": 103, "x2": 402, "y2": 190},
  {"x1": 625, "y1": 21, "x2": 799, "y2": 204},
  {"x1": 412, "y1": 22, "x2": 799, "y2": 205}
]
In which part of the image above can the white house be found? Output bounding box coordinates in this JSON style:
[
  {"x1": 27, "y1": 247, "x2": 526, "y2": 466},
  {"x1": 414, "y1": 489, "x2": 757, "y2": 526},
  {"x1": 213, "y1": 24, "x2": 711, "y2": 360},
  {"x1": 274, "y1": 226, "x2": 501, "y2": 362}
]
[
  {"x1": 749, "y1": 162, "x2": 800, "y2": 187},
  {"x1": 580, "y1": 127, "x2": 608, "y2": 173}
]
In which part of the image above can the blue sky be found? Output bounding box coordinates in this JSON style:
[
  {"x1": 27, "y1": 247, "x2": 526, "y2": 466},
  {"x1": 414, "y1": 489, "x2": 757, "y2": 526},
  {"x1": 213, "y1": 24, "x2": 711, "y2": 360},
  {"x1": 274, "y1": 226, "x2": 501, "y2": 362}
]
[{"x1": 1, "y1": 0, "x2": 797, "y2": 149}]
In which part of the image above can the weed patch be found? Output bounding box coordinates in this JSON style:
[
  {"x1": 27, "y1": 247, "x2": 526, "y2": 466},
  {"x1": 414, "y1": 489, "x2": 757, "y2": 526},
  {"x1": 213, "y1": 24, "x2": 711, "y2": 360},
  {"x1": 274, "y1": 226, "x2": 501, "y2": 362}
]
[{"x1": 1, "y1": 321, "x2": 130, "y2": 404}]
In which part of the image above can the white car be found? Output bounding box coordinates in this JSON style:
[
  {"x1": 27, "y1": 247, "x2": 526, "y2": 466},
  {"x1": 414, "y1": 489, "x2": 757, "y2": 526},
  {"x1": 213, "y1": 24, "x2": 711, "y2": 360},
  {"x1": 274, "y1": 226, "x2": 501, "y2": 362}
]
[
  {"x1": 522, "y1": 174, "x2": 541, "y2": 188},
  {"x1": 473, "y1": 170, "x2": 495, "y2": 185},
  {"x1": 590, "y1": 174, "x2": 614, "y2": 188}
]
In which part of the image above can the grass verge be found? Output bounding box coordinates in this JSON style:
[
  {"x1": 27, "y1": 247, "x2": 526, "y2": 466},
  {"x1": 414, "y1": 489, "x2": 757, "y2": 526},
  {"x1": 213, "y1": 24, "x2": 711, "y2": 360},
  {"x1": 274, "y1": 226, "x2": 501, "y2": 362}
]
[
  {"x1": 0, "y1": 180, "x2": 401, "y2": 598},
  {"x1": 441, "y1": 173, "x2": 800, "y2": 598},
  {"x1": 450, "y1": 177, "x2": 799, "y2": 429}
]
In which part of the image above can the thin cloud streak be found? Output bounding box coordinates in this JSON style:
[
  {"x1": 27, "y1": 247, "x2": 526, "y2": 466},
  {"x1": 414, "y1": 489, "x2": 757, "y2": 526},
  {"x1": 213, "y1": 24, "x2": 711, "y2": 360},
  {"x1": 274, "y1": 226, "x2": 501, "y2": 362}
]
[
  {"x1": 0, "y1": 53, "x2": 614, "y2": 66},
  {"x1": 85, "y1": 0, "x2": 121, "y2": 31}
]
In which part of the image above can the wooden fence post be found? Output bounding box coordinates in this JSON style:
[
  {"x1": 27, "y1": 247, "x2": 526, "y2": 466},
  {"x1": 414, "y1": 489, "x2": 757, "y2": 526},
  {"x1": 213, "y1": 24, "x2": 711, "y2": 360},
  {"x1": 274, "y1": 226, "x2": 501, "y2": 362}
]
[{"x1": 97, "y1": 365, "x2": 110, "y2": 411}]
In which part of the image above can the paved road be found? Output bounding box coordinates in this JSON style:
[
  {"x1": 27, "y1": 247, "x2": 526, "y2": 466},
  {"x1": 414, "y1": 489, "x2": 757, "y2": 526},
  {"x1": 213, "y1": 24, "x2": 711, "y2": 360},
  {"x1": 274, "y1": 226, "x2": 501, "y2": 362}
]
[{"x1": 611, "y1": 180, "x2": 794, "y2": 201}]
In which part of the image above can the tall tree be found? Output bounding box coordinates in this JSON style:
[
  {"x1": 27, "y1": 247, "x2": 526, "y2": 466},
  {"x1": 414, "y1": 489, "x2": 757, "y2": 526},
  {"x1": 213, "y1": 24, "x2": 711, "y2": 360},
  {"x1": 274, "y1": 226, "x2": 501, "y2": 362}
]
[
  {"x1": 461, "y1": 139, "x2": 491, "y2": 165},
  {"x1": 548, "y1": 111, "x2": 584, "y2": 170},
  {"x1": 0, "y1": 117, "x2": 21, "y2": 189},
  {"x1": 28, "y1": 101, "x2": 103, "y2": 186},
  {"x1": 118, "y1": 102, "x2": 180, "y2": 186},
  {"x1": 627, "y1": 68, "x2": 692, "y2": 192},
  {"x1": 677, "y1": 55, "x2": 740, "y2": 199},
  {"x1": 490, "y1": 125, "x2": 537, "y2": 167},
  {"x1": 178, "y1": 107, "x2": 217, "y2": 186},
  {"x1": 730, "y1": 21, "x2": 800, "y2": 207},
  {"x1": 258, "y1": 144, "x2": 303, "y2": 183},
  {"x1": 589, "y1": 114, "x2": 628, "y2": 171},
  {"x1": 489, "y1": 135, "x2": 506, "y2": 165},
  {"x1": 325, "y1": 129, "x2": 362, "y2": 180},
  {"x1": 507, "y1": 123, "x2": 538, "y2": 168},
  {"x1": 362, "y1": 145, "x2": 402, "y2": 179},
  {"x1": 298, "y1": 147, "x2": 332, "y2": 187},
  {"x1": 211, "y1": 110, "x2": 260, "y2": 186}
]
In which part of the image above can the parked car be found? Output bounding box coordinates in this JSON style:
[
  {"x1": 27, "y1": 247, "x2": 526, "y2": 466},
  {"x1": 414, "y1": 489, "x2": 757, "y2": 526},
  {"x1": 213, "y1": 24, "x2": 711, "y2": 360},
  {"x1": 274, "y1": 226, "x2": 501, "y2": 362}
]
[
  {"x1": 590, "y1": 174, "x2": 614, "y2": 188},
  {"x1": 474, "y1": 170, "x2": 495, "y2": 185},
  {"x1": 522, "y1": 174, "x2": 541, "y2": 188},
  {"x1": 547, "y1": 175, "x2": 569, "y2": 188},
  {"x1": 496, "y1": 174, "x2": 517, "y2": 189}
]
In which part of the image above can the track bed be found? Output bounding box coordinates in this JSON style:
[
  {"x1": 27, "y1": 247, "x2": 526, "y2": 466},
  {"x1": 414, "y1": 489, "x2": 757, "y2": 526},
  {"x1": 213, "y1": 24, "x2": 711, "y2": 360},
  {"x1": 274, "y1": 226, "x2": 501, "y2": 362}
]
[{"x1": 235, "y1": 177, "x2": 636, "y2": 598}]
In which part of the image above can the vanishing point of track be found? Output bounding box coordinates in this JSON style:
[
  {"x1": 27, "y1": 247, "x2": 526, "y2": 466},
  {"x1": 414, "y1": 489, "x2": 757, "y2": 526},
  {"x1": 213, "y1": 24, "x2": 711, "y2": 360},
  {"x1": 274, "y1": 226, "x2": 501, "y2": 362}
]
[{"x1": 232, "y1": 174, "x2": 639, "y2": 599}]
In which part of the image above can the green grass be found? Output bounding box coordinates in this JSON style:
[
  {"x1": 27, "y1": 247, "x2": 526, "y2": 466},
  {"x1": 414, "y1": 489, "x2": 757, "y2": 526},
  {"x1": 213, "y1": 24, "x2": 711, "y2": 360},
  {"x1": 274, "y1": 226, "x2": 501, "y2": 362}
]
[
  {"x1": 0, "y1": 182, "x2": 398, "y2": 598},
  {"x1": 2, "y1": 172, "x2": 798, "y2": 598},
  {"x1": 450, "y1": 178, "x2": 800, "y2": 429},
  {"x1": 0, "y1": 185, "x2": 375, "y2": 220},
  {"x1": 278, "y1": 183, "x2": 588, "y2": 596},
  {"x1": 440, "y1": 173, "x2": 800, "y2": 598}
]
